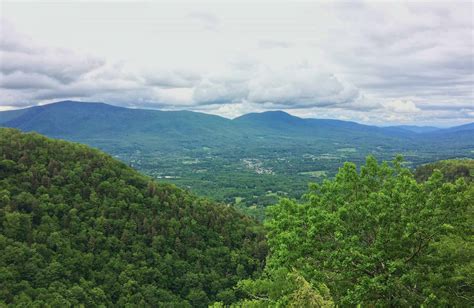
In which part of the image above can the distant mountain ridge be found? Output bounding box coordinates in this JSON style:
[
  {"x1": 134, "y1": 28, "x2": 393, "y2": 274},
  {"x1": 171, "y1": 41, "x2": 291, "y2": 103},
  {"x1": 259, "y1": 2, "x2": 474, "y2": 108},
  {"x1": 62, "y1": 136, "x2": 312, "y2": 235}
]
[
  {"x1": 0, "y1": 101, "x2": 234, "y2": 137},
  {"x1": 2, "y1": 100, "x2": 470, "y2": 138},
  {"x1": 0, "y1": 100, "x2": 472, "y2": 153},
  {"x1": 386, "y1": 125, "x2": 441, "y2": 134}
]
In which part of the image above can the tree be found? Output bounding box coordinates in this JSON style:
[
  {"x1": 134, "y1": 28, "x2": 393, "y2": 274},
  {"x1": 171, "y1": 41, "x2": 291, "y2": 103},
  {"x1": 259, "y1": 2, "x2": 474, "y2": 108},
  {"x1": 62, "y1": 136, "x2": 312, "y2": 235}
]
[
  {"x1": 242, "y1": 156, "x2": 473, "y2": 306},
  {"x1": 235, "y1": 268, "x2": 333, "y2": 307}
]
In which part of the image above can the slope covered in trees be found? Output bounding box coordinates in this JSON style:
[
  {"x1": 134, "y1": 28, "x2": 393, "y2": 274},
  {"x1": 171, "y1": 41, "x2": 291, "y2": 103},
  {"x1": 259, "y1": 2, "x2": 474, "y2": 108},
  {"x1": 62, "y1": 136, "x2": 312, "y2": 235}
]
[
  {"x1": 231, "y1": 157, "x2": 473, "y2": 306},
  {"x1": 0, "y1": 128, "x2": 267, "y2": 306},
  {"x1": 415, "y1": 159, "x2": 474, "y2": 183}
]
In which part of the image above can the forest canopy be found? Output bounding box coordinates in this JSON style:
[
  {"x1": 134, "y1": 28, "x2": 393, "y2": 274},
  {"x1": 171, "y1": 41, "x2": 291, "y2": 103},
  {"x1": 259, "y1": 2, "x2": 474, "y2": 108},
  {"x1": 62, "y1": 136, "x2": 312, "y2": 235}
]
[
  {"x1": 414, "y1": 159, "x2": 474, "y2": 183},
  {"x1": 0, "y1": 128, "x2": 266, "y2": 307},
  {"x1": 1, "y1": 128, "x2": 473, "y2": 307},
  {"x1": 231, "y1": 156, "x2": 473, "y2": 306}
]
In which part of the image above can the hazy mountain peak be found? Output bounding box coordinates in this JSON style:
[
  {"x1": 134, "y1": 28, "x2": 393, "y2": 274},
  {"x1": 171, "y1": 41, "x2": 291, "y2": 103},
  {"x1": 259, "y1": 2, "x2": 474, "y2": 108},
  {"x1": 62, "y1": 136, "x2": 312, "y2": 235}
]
[
  {"x1": 387, "y1": 125, "x2": 441, "y2": 134},
  {"x1": 41, "y1": 100, "x2": 120, "y2": 110},
  {"x1": 234, "y1": 110, "x2": 301, "y2": 123},
  {"x1": 0, "y1": 101, "x2": 472, "y2": 143}
]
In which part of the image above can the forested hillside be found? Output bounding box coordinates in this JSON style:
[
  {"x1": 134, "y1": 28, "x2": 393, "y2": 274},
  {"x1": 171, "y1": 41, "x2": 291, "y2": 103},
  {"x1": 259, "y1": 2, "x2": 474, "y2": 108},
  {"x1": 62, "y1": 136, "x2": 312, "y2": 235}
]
[
  {"x1": 0, "y1": 128, "x2": 266, "y2": 306},
  {"x1": 228, "y1": 157, "x2": 474, "y2": 306},
  {"x1": 415, "y1": 159, "x2": 474, "y2": 182}
]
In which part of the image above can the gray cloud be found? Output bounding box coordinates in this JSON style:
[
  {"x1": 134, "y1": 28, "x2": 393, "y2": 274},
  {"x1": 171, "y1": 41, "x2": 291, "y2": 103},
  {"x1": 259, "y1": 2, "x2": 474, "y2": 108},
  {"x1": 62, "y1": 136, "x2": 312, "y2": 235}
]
[
  {"x1": 144, "y1": 70, "x2": 201, "y2": 88},
  {"x1": 187, "y1": 12, "x2": 220, "y2": 31},
  {"x1": 258, "y1": 39, "x2": 292, "y2": 49},
  {"x1": 247, "y1": 65, "x2": 365, "y2": 109},
  {"x1": 0, "y1": 1, "x2": 472, "y2": 125},
  {"x1": 322, "y1": 1, "x2": 473, "y2": 111},
  {"x1": 192, "y1": 64, "x2": 377, "y2": 111},
  {"x1": 0, "y1": 49, "x2": 104, "y2": 84},
  {"x1": 193, "y1": 80, "x2": 248, "y2": 105},
  {"x1": 0, "y1": 72, "x2": 59, "y2": 89},
  {"x1": 0, "y1": 19, "x2": 105, "y2": 91}
]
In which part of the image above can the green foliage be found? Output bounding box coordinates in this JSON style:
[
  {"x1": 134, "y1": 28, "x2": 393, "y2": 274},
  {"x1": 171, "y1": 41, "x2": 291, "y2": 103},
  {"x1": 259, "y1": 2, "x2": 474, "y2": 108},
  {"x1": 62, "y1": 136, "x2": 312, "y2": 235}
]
[
  {"x1": 0, "y1": 128, "x2": 267, "y2": 306},
  {"x1": 2, "y1": 124, "x2": 473, "y2": 306},
  {"x1": 239, "y1": 156, "x2": 473, "y2": 306},
  {"x1": 234, "y1": 268, "x2": 334, "y2": 307},
  {"x1": 414, "y1": 159, "x2": 474, "y2": 182}
]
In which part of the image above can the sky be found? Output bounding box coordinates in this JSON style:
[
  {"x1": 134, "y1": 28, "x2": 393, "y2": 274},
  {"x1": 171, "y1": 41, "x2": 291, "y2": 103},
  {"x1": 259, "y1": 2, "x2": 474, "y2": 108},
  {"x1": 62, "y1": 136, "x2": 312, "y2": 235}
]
[{"x1": 0, "y1": 0, "x2": 473, "y2": 126}]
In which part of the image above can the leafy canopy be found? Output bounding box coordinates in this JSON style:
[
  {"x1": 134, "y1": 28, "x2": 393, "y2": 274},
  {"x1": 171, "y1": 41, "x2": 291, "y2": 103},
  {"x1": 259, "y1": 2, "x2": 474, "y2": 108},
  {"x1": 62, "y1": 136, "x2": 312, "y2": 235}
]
[
  {"x1": 236, "y1": 156, "x2": 473, "y2": 306},
  {"x1": 0, "y1": 128, "x2": 267, "y2": 307}
]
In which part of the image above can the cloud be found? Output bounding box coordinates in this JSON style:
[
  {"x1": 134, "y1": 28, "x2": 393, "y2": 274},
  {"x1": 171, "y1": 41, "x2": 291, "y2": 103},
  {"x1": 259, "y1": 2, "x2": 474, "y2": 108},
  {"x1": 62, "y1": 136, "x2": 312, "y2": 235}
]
[
  {"x1": 187, "y1": 12, "x2": 220, "y2": 31},
  {"x1": 0, "y1": 1, "x2": 472, "y2": 126},
  {"x1": 193, "y1": 63, "x2": 376, "y2": 111},
  {"x1": 384, "y1": 100, "x2": 421, "y2": 113},
  {"x1": 258, "y1": 39, "x2": 292, "y2": 49},
  {"x1": 322, "y1": 1, "x2": 474, "y2": 109},
  {"x1": 0, "y1": 19, "x2": 35, "y2": 54},
  {"x1": 0, "y1": 49, "x2": 104, "y2": 84},
  {"x1": 144, "y1": 70, "x2": 201, "y2": 88},
  {"x1": 192, "y1": 67, "x2": 250, "y2": 105},
  {"x1": 247, "y1": 64, "x2": 363, "y2": 109},
  {"x1": 0, "y1": 20, "x2": 104, "y2": 86},
  {"x1": 0, "y1": 72, "x2": 59, "y2": 89}
]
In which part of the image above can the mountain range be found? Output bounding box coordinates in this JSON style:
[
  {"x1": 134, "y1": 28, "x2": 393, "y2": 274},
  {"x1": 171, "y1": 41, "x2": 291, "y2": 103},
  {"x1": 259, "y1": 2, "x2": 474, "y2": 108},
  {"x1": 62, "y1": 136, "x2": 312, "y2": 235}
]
[
  {"x1": 1, "y1": 100, "x2": 473, "y2": 170},
  {"x1": 1, "y1": 100, "x2": 473, "y2": 210},
  {"x1": 1, "y1": 101, "x2": 472, "y2": 144}
]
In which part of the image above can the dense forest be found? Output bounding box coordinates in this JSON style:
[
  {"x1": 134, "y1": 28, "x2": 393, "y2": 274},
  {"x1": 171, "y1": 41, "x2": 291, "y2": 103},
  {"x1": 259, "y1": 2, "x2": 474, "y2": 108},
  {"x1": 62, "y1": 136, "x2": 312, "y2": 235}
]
[
  {"x1": 1, "y1": 128, "x2": 473, "y2": 306},
  {"x1": 0, "y1": 128, "x2": 266, "y2": 306},
  {"x1": 414, "y1": 159, "x2": 474, "y2": 183}
]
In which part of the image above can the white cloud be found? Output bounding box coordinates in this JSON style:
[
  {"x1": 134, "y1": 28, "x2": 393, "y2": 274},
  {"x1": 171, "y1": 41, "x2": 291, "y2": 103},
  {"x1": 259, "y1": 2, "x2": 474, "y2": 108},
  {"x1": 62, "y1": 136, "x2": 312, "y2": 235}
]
[
  {"x1": 144, "y1": 70, "x2": 201, "y2": 88},
  {"x1": 0, "y1": 1, "x2": 472, "y2": 125},
  {"x1": 247, "y1": 64, "x2": 362, "y2": 108},
  {"x1": 192, "y1": 62, "x2": 377, "y2": 111},
  {"x1": 384, "y1": 100, "x2": 421, "y2": 114}
]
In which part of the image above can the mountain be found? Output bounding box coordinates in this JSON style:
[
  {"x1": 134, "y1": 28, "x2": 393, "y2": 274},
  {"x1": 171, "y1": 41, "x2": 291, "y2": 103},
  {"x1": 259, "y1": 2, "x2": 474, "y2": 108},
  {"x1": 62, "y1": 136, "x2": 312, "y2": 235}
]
[
  {"x1": 0, "y1": 108, "x2": 30, "y2": 124},
  {"x1": 233, "y1": 110, "x2": 473, "y2": 147},
  {"x1": 0, "y1": 128, "x2": 266, "y2": 306},
  {"x1": 0, "y1": 101, "x2": 240, "y2": 149},
  {"x1": 2, "y1": 101, "x2": 471, "y2": 144},
  {"x1": 419, "y1": 122, "x2": 474, "y2": 145},
  {"x1": 442, "y1": 122, "x2": 474, "y2": 133},
  {"x1": 386, "y1": 125, "x2": 440, "y2": 134},
  {"x1": 0, "y1": 102, "x2": 397, "y2": 139},
  {"x1": 1, "y1": 101, "x2": 473, "y2": 209},
  {"x1": 234, "y1": 110, "x2": 393, "y2": 137},
  {"x1": 0, "y1": 101, "x2": 414, "y2": 153},
  {"x1": 234, "y1": 110, "x2": 306, "y2": 129}
]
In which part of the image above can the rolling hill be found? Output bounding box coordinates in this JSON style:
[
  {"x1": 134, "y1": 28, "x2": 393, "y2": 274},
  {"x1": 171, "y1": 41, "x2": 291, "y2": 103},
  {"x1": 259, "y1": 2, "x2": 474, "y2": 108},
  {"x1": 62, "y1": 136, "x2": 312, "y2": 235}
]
[
  {"x1": 0, "y1": 101, "x2": 241, "y2": 151},
  {"x1": 0, "y1": 128, "x2": 266, "y2": 306}
]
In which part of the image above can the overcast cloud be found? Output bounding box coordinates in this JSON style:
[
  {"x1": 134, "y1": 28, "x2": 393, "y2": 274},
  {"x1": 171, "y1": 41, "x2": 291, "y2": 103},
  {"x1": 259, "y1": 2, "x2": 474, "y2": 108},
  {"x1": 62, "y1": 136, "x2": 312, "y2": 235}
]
[{"x1": 0, "y1": 0, "x2": 472, "y2": 126}]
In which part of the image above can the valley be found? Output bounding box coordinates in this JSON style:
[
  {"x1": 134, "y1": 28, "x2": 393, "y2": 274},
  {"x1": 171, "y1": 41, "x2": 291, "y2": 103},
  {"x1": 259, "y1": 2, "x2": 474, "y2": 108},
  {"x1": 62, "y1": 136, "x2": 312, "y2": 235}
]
[{"x1": 1, "y1": 101, "x2": 473, "y2": 219}]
